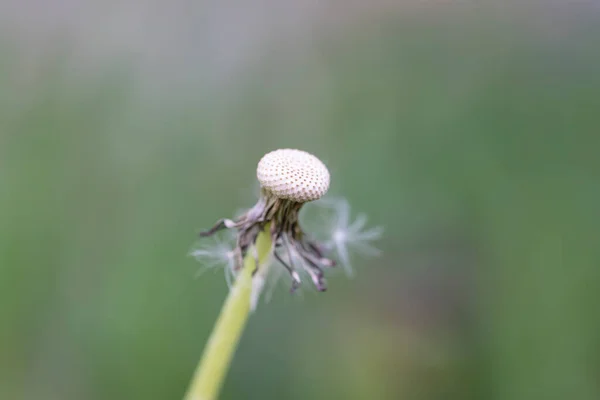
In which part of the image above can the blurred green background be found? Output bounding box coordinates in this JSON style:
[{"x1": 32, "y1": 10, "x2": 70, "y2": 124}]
[{"x1": 1, "y1": 3, "x2": 600, "y2": 400}]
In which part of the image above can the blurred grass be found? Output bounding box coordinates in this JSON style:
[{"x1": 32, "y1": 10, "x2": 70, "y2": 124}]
[{"x1": 2, "y1": 8, "x2": 600, "y2": 400}]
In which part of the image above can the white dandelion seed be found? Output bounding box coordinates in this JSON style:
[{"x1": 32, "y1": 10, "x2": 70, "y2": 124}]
[
  {"x1": 319, "y1": 198, "x2": 383, "y2": 277},
  {"x1": 189, "y1": 232, "x2": 237, "y2": 287}
]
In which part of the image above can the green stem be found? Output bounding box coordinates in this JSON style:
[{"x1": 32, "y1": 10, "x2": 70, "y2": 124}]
[{"x1": 184, "y1": 224, "x2": 272, "y2": 400}]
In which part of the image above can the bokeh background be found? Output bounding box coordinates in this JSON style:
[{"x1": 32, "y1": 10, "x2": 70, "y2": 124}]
[{"x1": 2, "y1": 2, "x2": 600, "y2": 399}]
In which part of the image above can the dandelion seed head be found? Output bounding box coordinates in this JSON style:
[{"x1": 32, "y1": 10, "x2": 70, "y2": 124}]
[
  {"x1": 256, "y1": 148, "x2": 330, "y2": 203},
  {"x1": 195, "y1": 149, "x2": 382, "y2": 304}
]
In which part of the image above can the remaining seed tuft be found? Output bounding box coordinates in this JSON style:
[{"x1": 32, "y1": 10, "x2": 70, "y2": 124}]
[{"x1": 257, "y1": 149, "x2": 330, "y2": 203}]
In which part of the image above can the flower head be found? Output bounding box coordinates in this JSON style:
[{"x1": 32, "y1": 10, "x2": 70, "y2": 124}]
[
  {"x1": 194, "y1": 149, "x2": 381, "y2": 297},
  {"x1": 257, "y1": 148, "x2": 330, "y2": 202}
]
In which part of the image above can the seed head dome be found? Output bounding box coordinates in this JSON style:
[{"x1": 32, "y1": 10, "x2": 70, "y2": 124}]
[{"x1": 257, "y1": 149, "x2": 330, "y2": 203}]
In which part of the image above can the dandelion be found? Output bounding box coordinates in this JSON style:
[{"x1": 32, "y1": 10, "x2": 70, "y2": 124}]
[{"x1": 185, "y1": 149, "x2": 381, "y2": 400}]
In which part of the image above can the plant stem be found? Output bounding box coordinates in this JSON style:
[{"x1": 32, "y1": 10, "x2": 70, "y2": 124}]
[{"x1": 184, "y1": 224, "x2": 272, "y2": 400}]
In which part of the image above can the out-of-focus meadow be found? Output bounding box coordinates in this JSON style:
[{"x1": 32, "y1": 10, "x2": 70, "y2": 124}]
[{"x1": 1, "y1": 2, "x2": 600, "y2": 399}]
